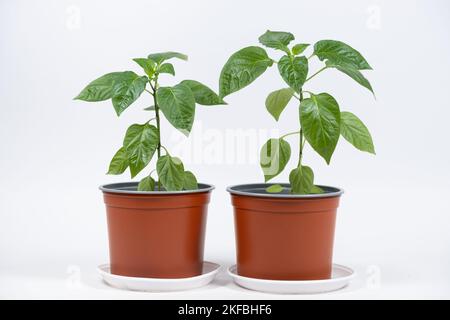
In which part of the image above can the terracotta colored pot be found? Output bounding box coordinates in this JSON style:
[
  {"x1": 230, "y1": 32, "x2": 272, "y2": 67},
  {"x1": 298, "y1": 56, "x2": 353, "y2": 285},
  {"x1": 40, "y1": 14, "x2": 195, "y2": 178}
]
[
  {"x1": 100, "y1": 182, "x2": 214, "y2": 278},
  {"x1": 228, "y1": 183, "x2": 343, "y2": 280}
]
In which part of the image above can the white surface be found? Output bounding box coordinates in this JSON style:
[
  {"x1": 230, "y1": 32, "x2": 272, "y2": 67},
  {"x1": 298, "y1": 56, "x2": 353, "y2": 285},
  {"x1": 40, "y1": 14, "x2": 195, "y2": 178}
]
[
  {"x1": 98, "y1": 262, "x2": 220, "y2": 292},
  {"x1": 1, "y1": 0, "x2": 450, "y2": 299},
  {"x1": 228, "y1": 264, "x2": 355, "y2": 294}
]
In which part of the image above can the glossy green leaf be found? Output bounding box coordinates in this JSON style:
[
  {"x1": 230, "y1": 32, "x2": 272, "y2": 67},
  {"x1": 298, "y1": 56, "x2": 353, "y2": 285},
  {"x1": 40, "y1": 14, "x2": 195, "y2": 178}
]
[
  {"x1": 278, "y1": 55, "x2": 308, "y2": 92},
  {"x1": 137, "y1": 176, "x2": 155, "y2": 191},
  {"x1": 266, "y1": 184, "x2": 284, "y2": 193},
  {"x1": 260, "y1": 138, "x2": 291, "y2": 182},
  {"x1": 147, "y1": 52, "x2": 188, "y2": 64},
  {"x1": 292, "y1": 43, "x2": 310, "y2": 55},
  {"x1": 180, "y1": 80, "x2": 225, "y2": 106},
  {"x1": 219, "y1": 46, "x2": 273, "y2": 98},
  {"x1": 156, "y1": 155, "x2": 185, "y2": 191},
  {"x1": 74, "y1": 71, "x2": 137, "y2": 102},
  {"x1": 289, "y1": 165, "x2": 314, "y2": 194},
  {"x1": 156, "y1": 83, "x2": 196, "y2": 135},
  {"x1": 123, "y1": 123, "x2": 159, "y2": 178},
  {"x1": 258, "y1": 30, "x2": 294, "y2": 54},
  {"x1": 300, "y1": 93, "x2": 341, "y2": 164},
  {"x1": 183, "y1": 171, "x2": 198, "y2": 190},
  {"x1": 111, "y1": 74, "x2": 147, "y2": 116},
  {"x1": 310, "y1": 185, "x2": 324, "y2": 194},
  {"x1": 265, "y1": 88, "x2": 294, "y2": 121},
  {"x1": 340, "y1": 111, "x2": 375, "y2": 154},
  {"x1": 159, "y1": 63, "x2": 175, "y2": 76},
  {"x1": 313, "y1": 40, "x2": 371, "y2": 70},
  {"x1": 107, "y1": 147, "x2": 129, "y2": 175},
  {"x1": 133, "y1": 58, "x2": 156, "y2": 77},
  {"x1": 326, "y1": 61, "x2": 374, "y2": 94}
]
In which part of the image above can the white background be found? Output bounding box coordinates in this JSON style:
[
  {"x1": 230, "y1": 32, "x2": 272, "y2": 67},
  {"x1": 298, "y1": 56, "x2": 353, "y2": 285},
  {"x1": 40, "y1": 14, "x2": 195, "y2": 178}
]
[{"x1": 1, "y1": 0, "x2": 449, "y2": 299}]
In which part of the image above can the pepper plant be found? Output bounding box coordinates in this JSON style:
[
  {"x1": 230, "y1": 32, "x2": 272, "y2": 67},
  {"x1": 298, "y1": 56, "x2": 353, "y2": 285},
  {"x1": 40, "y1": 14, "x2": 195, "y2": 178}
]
[
  {"x1": 219, "y1": 31, "x2": 375, "y2": 194},
  {"x1": 75, "y1": 52, "x2": 225, "y2": 191}
]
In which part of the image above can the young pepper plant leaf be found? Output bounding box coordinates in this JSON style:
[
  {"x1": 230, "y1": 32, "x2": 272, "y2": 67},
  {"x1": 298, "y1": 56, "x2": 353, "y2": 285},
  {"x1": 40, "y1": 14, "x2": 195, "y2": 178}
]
[
  {"x1": 292, "y1": 43, "x2": 310, "y2": 55},
  {"x1": 137, "y1": 176, "x2": 155, "y2": 191},
  {"x1": 74, "y1": 71, "x2": 137, "y2": 102},
  {"x1": 147, "y1": 52, "x2": 188, "y2": 64},
  {"x1": 266, "y1": 184, "x2": 284, "y2": 193},
  {"x1": 300, "y1": 93, "x2": 341, "y2": 164},
  {"x1": 107, "y1": 147, "x2": 129, "y2": 175},
  {"x1": 313, "y1": 40, "x2": 372, "y2": 70},
  {"x1": 340, "y1": 111, "x2": 375, "y2": 154},
  {"x1": 258, "y1": 30, "x2": 295, "y2": 54},
  {"x1": 219, "y1": 46, "x2": 273, "y2": 98},
  {"x1": 326, "y1": 61, "x2": 374, "y2": 94},
  {"x1": 157, "y1": 155, "x2": 185, "y2": 191},
  {"x1": 181, "y1": 80, "x2": 226, "y2": 106},
  {"x1": 133, "y1": 58, "x2": 157, "y2": 77},
  {"x1": 156, "y1": 83, "x2": 196, "y2": 136},
  {"x1": 265, "y1": 88, "x2": 295, "y2": 121},
  {"x1": 159, "y1": 63, "x2": 175, "y2": 76},
  {"x1": 123, "y1": 123, "x2": 159, "y2": 178},
  {"x1": 289, "y1": 165, "x2": 314, "y2": 194},
  {"x1": 183, "y1": 171, "x2": 198, "y2": 190},
  {"x1": 260, "y1": 138, "x2": 291, "y2": 182},
  {"x1": 278, "y1": 55, "x2": 308, "y2": 92},
  {"x1": 111, "y1": 75, "x2": 148, "y2": 116},
  {"x1": 310, "y1": 185, "x2": 324, "y2": 194}
]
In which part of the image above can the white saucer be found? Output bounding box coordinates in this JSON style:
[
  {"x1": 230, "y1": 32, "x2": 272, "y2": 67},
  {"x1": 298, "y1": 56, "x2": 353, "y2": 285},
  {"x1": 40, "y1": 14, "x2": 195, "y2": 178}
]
[
  {"x1": 98, "y1": 261, "x2": 220, "y2": 292},
  {"x1": 228, "y1": 264, "x2": 355, "y2": 294}
]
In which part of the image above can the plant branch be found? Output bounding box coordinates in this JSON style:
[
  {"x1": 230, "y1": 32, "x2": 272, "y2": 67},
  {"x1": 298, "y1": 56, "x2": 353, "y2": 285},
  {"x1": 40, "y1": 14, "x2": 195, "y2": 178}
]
[
  {"x1": 280, "y1": 131, "x2": 300, "y2": 139},
  {"x1": 298, "y1": 89, "x2": 304, "y2": 167},
  {"x1": 151, "y1": 75, "x2": 162, "y2": 190},
  {"x1": 305, "y1": 66, "x2": 328, "y2": 82}
]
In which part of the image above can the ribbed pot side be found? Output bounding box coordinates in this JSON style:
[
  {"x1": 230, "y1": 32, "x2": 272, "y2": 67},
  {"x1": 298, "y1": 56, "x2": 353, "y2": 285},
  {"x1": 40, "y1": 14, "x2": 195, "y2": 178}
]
[
  {"x1": 229, "y1": 184, "x2": 342, "y2": 281},
  {"x1": 101, "y1": 183, "x2": 213, "y2": 279}
]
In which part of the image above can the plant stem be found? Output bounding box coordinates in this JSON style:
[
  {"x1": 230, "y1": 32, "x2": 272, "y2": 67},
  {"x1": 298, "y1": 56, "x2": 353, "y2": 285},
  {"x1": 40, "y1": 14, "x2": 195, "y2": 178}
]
[
  {"x1": 298, "y1": 89, "x2": 304, "y2": 167},
  {"x1": 280, "y1": 131, "x2": 301, "y2": 139},
  {"x1": 151, "y1": 75, "x2": 162, "y2": 190},
  {"x1": 305, "y1": 66, "x2": 327, "y2": 82}
]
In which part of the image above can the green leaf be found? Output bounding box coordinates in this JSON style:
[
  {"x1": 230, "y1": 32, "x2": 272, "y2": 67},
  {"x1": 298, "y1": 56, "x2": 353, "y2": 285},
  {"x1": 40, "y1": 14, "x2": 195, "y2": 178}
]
[
  {"x1": 219, "y1": 46, "x2": 273, "y2": 98},
  {"x1": 181, "y1": 80, "x2": 226, "y2": 106},
  {"x1": 292, "y1": 43, "x2": 310, "y2": 55},
  {"x1": 260, "y1": 138, "x2": 291, "y2": 182},
  {"x1": 183, "y1": 171, "x2": 198, "y2": 190},
  {"x1": 107, "y1": 147, "x2": 129, "y2": 175},
  {"x1": 156, "y1": 83, "x2": 196, "y2": 135},
  {"x1": 137, "y1": 176, "x2": 155, "y2": 191},
  {"x1": 74, "y1": 71, "x2": 137, "y2": 102},
  {"x1": 147, "y1": 52, "x2": 188, "y2": 64},
  {"x1": 266, "y1": 184, "x2": 284, "y2": 193},
  {"x1": 133, "y1": 58, "x2": 156, "y2": 77},
  {"x1": 340, "y1": 111, "x2": 375, "y2": 154},
  {"x1": 265, "y1": 88, "x2": 294, "y2": 121},
  {"x1": 313, "y1": 40, "x2": 372, "y2": 70},
  {"x1": 278, "y1": 55, "x2": 308, "y2": 92},
  {"x1": 111, "y1": 74, "x2": 148, "y2": 116},
  {"x1": 289, "y1": 165, "x2": 314, "y2": 194},
  {"x1": 300, "y1": 93, "x2": 341, "y2": 164},
  {"x1": 159, "y1": 63, "x2": 175, "y2": 76},
  {"x1": 123, "y1": 123, "x2": 159, "y2": 178},
  {"x1": 156, "y1": 155, "x2": 185, "y2": 191},
  {"x1": 258, "y1": 30, "x2": 294, "y2": 54},
  {"x1": 310, "y1": 185, "x2": 324, "y2": 194},
  {"x1": 144, "y1": 105, "x2": 155, "y2": 111},
  {"x1": 326, "y1": 61, "x2": 374, "y2": 94}
]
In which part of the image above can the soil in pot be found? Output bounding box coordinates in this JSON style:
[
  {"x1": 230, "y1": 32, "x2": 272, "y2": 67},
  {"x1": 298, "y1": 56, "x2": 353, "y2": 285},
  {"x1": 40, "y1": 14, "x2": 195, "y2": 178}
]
[
  {"x1": 228, "y1": 183, "x2": 343, "y2": 281},
  {"x1": 101, "y1": 182, "x2": 214, "y2": 279}
]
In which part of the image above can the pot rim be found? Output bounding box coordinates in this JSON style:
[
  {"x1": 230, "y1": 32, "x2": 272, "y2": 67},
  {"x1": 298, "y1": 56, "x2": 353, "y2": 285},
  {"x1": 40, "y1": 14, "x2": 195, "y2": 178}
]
[
  {"x1": 99, "y1": 182, "x2": 215, "y2": 195},
  {"x1": 227, "y1": 183, "x2": 343, "y2": 199}
]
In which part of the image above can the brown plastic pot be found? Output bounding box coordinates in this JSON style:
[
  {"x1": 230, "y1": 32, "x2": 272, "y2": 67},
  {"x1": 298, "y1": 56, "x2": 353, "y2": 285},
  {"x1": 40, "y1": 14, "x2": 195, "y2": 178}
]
[
  {"x1": 100, "y1": 182, "x2": 214, "y2": 278},
  {"x1": 228, "y1": 183, "x2": 343, "y2": 281}
]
